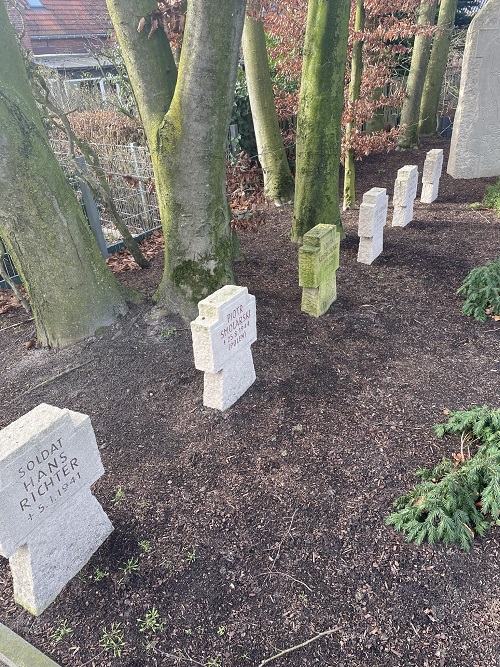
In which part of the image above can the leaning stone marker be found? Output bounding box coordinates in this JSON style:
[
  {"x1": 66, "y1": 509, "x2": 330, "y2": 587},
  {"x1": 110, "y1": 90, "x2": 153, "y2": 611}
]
[
  {"x1": 421, "y1": 149, "x2": 444, "y2": 203},
  {"x1": 299, "y1": 223, "x2": 340, "y2": 317},
  {"x1": 392, "y1": 165, "x2": 418, "y2": 227},
  {"x1": 0, "y1": 404, "x2": 113, "y2": 615},
  {"x1": 447, "y1": 0, "x2": 500, "y2": 179},
  {"x1": 191, "y1": 285, "x2": 257, "y2": 411},
  {"x1": 357, "y1": 187, "x2": 389, "y2": 264}
]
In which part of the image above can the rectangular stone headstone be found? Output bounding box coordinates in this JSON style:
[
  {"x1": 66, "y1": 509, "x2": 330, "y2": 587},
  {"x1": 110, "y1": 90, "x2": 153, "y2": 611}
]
[
  {"x1": 421, "y1": 148, "x2": 444, "y2": 203},
  {"x1": 0, "y1": 404, "x2": 112, "y2": 615},
  {"x1": 299, "y1": 223, "x2": 340, "y2": 317},
  {"x1": 392, "y1": 165, "x2": 418, "y2": 227},
  {"x1": 357, "y1": 187, "x2": 388, "y2": 264},
  {"x1": 191, "y1": 285, "x2": 257, "y2": 411}
]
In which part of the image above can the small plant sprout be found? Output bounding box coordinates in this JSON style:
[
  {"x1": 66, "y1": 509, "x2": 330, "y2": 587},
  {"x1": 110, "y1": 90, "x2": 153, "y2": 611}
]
[
  {"x1": 120, "y1": 557, "x2": 140, "y2": 574},
  {"x1": 99, "y1": 623, "x2": 125, "y2": 657},
  {"x1": 160, "y1": 327, "x2": 177, "y2": 339},
  {"x1": 93, "y1": 567, "x2": 109, "y2": 582},
  {"x1": 138, "y1": 539, "x2": 152, "y2": 553},
  {"x1": 111, "y1": 486, "x2": 126, "y2": 504},
  {"x1": 217, "y1": 626, "x2": 226, "y2": 636},
  {"x1": 185, "y1": 547, "x2": 198, "y2": 564},
  {"x1": 206, "y1": 657, "x2": 222, "y2": 667},
  {"x1": 49, "y1": 619, "x2": 73, "y2": 646},
  {"x1": 137, "y1": 606, "x2": 164, "y2": 634}
]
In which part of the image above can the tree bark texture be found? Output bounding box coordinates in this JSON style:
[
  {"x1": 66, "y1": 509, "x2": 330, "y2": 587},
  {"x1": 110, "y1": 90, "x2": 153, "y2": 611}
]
[
  {"x1": 242, "y1": 8, "x2": 295, "y2": 205},
  {"x1": 398, "y1": 0, "x2": 437, "y2": 148},
  {"x1": 108, "y1": 0, "x2": 246, "y2": 319},
  {"x1": 419, "y1": 0, "x2": 458, "y2": 135},
  {"x1": 0, "y1": 6, "x2": 129, "y2": 348},
  {"x1": 343, "y1": 0, "x2": 365, "y2": 211},
  {"x1": 153, "y1": 0, "x2": 247, "y2": 318},
  {"x1": 291, "y1": 0, "x2": 351, "y2": 243}
]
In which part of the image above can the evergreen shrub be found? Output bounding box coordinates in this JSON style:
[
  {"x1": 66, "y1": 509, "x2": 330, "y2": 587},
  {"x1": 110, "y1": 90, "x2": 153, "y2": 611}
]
[
  {"x1": 387, "y1": 406, "x2": 500, "y2": 551},
  {"x1": 457, "y1": 257, "x2": 500, "y2": 322}
]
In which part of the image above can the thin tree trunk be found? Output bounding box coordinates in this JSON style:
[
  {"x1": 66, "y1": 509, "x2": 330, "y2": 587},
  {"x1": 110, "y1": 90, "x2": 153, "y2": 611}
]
[
  {"x1": 398, "y1": 0, "x2": 437, "y2": 148},
  {"x1": 292, "y1": 0, "x2": 351, "y2": 243},
  {"x1": 242, "y1": 2, "x2": 294, "y2": 205},
  {"x1": 419, "y1": 0, "x2": 458, "y2": 135},
  {"x1": 343, "y1": 0, "x2": 365, "y2": 211},
  {"x1": 0, "y1": 6, "x2": 129, "y2": 348}
]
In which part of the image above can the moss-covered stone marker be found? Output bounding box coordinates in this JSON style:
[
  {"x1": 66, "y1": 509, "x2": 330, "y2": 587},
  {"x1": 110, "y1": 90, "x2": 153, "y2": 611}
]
[
  {"x1": 191, "y1": 285, "x2": 257, "y2": 411},
  {"x1": 0, "y1": 404, "x2": 113, "y2": 615},
  {"x1": 298, "y1": 224, "x2": 340, "y2": 317},
  {"x1": 0, "y1": 622, "x2": 61, "y2": 666}
]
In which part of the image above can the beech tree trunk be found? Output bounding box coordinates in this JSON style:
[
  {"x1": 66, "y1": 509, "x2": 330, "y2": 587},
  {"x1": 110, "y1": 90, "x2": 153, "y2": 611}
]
[
  {"x1": 398, "y1": 0, "x2": 437, "y2": 148},
  {"x1": 419, "y1": 0, "x2": 458, "y2": 135},
  {"x1": 242, "y1": 3, "x2": 294, "y2": 205},
  {"x1": 108, "y1": 0, "x2": 246, "y2": 319},
  {"x1": 343, "y1": 0, "x2": 365, "y2": 211},
  {"x1": 0, "y1": 7, "x2": 129, "y2": 348},
  {"x1": 291, "y1": 0, "x2": 351, "y2": 243}
]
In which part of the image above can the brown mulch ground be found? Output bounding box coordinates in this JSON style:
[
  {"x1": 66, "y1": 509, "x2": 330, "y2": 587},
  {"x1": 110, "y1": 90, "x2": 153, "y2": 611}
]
[{"x1": 1, "y1": 138, "x2": 500, "y2": 667}]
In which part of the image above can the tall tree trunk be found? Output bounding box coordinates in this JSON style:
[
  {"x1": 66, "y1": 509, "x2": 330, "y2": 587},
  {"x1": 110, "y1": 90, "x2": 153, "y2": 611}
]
[
  {"x1": 291, "y1": 0, "x2": 351, "y2": 243},
  {"x1": 242, "y1": 2, "x2": 294, "y2": 205},
  {"x1": 343, "y1": 0, "x2": 365, "y2": 211},
  {"x1": 398, "y1": 0, "x2": 437, "y2": 148},
  {"x1": 419, "y1": 0, "x2": 458, "y2": 135},
  {"x1": 108, "y1": 0, "x2": 246, "y2": 319},
  {"x1": 0, "y1": 6, "x2": 129, "y2": 349}
]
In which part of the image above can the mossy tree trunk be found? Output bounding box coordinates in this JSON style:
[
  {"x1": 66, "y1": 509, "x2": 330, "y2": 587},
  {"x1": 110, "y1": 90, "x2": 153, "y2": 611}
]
[
  {"x1": 0, "y1": 7, "x2": 129, "y2": 348},
  {"x1": 291, "y1": 0, "x2": 351, "y2": 243},
  {"x1": 419, "y1": 0, "x2": 458, "y2": 135},
  {"x1": 398, "y1": 0, "x2": 437, "y2": 148},
  {"x1": 343, "y1": 0, "x2": 365, "y2": 211},
  {"x1": 108, "y1": 0, "x2": 246, "y2": 319},
  {"x1": 241, "y1": 2, "x2": 295, "y2": 205}
]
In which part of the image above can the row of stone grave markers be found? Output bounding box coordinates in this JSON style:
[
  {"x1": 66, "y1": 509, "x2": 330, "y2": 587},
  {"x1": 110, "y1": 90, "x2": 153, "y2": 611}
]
[{"x1": 357, "y1": 148, "x2": 444, "y2": 265}]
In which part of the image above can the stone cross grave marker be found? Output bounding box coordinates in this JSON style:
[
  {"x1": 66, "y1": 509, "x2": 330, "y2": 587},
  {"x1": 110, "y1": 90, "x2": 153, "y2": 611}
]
[
  {"x1": 299, "y1": 223, "x2": 340, "y2": 317},
  {"x1": 0, "y1": 404, "x2": 113, "y2": 615},
  {"x1": 357, "y1": 187, "x2": 389, "y2": 265},
  {"x1": 421, "y1": 149, "x2": 444, "y2": 204},
  {"x1": 447, "y1": 0, "x2": 500, "y2": 179},
  {"x1": 191, "y1": 285, "x2": 257, "y2": 411},
  {"x1": 392, "y1": 165, "x2": 418, "y2": 227}
]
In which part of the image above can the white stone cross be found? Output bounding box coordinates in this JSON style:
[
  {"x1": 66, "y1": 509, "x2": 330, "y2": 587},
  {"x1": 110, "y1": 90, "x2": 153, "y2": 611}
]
[
  {"x1": 357, "y1": 187, "x2": 389, "y2": 264},
  {"x1": 191, "y1": 285, "x2": 257, "y2": 411},
  {"x1": 421, "y1": 149, "x2": 444, "y2": 203},
  {"x1": 392, "y1": 165, "x2": 419, "y2": 227},
  {"x1": 0, "y1": 404, "x2": 112, "y2": 615}
]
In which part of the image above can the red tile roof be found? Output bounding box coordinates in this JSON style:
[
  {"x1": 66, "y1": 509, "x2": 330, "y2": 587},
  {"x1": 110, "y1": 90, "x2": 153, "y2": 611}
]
[{"x1": 20, "y1": 0, "x2": 111, "y2": 37}]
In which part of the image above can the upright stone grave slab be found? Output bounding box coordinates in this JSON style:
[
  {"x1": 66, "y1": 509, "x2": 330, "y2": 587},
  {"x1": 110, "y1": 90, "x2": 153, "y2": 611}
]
[
  {"x1": 0, "y1": 404, "x2": 113, "y2": 615},
  {"x1": 299, "y1": 224, "x2": 340, "y2": 317},
  {"x1": 392, "y1": 165, "x2": 419, "y2": 227},
  {"x1": 191, "y1": 285, "x2": 257, "y2": 411},
  {"x1": 421, "y1": 149, "x2": 444, "y2": 204},
  {"x1": 357, "y1": 187, "x2": 389, "y2": 264},
  {"x1": 447, "y1": 0, "x2": 500, "y2": 179}
]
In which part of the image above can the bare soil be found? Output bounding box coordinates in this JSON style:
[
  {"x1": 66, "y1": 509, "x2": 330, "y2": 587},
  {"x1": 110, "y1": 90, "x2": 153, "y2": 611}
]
[{"x1": 1, "y1": 138, "x2": 500, "y2": 667}]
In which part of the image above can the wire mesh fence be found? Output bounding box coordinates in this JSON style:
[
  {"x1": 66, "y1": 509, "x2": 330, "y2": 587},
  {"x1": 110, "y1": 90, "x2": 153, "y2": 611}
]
[{"x1": 50, "y1": 139, "x2": 161, "y2": 246}]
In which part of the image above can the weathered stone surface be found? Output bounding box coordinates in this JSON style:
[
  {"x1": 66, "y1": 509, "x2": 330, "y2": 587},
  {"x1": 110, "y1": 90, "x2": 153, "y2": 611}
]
[
  {"x1": 191, "y1": 285, "x2": 257, "y2": 411},
  {"x1": 447, "y1": 0, "x2": 500, "y2": 179},
  {"x1": 10, "y1": 488, "x2": 112, "y2": 616},
  {"x1": 0, "y1": 404, "x2": 112, "y2": 615},
  {"x1": 298, "y1": 224, "x2": 340, "y2": 317},
  {"x1": 392, "y1": 165, "x2": 419, "y2": 227},
  {"x1": 357, "y1": 187, "x2": 388, "y2": 264},
  {"x1": 421, "y1": 149, "x2": 444, "y2": 203}
]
